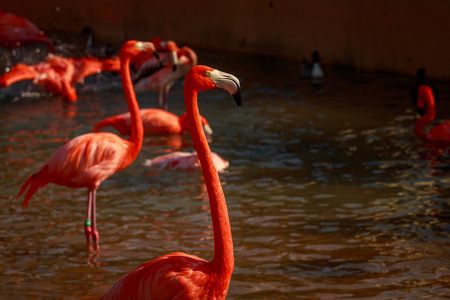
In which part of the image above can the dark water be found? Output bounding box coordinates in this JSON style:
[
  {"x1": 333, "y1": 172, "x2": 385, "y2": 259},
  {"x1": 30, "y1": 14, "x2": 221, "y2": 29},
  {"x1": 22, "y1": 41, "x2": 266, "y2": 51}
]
[{"x1": 0, "y1": 48, "x2": 449, "y2": 299}]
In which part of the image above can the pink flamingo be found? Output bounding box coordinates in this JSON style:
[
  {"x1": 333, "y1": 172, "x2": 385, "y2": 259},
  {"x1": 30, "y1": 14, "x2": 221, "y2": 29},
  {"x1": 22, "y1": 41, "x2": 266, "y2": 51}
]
[
  {"x1": 101, "y1": 65, "x2": 241, "y2": 299},
  {"x1": 16, "y1": 40, "x2": 158, "y2": 252},
  {"x1": 414, "y1": 84, "x2": 450, "y2": 142},
  {"x1": 0, "y1": 54, "x2": 120, "y2": 102},
  {"x1": 0, "y1": 9, "x2": 54, "y2": 51},
  {"x1": 132, "y1": 39, "x2": 198, "y2": 110},
  {"x1": 144, "y1": 150, "x2": 229, "y2": 172},
  {"x1": 92, "y1": 108, "x2": 212, "y2": 136}
]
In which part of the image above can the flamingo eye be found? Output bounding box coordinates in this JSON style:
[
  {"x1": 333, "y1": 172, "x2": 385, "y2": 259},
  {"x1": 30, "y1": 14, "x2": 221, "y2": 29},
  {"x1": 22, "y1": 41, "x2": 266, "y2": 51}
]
[{"x1": 205, "y1": 70, "x2": 212, "y2": 77}]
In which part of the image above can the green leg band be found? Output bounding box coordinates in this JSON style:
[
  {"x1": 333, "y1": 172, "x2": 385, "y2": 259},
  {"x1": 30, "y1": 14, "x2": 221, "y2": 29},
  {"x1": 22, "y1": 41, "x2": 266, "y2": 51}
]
[{"x1": 85, "y1": 220, "x2": 91, "y2": 227}]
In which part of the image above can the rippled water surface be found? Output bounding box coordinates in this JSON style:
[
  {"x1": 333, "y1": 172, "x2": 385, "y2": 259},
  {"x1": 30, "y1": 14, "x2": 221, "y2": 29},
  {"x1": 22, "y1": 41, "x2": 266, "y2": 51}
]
[{"x1": 1, "y1": 49, "x2": 449, "y2": 299}]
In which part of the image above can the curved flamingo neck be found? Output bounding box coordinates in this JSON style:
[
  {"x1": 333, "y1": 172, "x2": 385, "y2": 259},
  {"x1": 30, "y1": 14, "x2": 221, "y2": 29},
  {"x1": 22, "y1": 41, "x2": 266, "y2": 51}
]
[
  {"x1": 120, "y1": 55, "x2": 143, "y2": 157},
  {"x1": 184, "y1": 87, "x2": 234, "y2": 275},
  {"x1": 415, "y1": 85, "x2": 436, "y2": 138}
]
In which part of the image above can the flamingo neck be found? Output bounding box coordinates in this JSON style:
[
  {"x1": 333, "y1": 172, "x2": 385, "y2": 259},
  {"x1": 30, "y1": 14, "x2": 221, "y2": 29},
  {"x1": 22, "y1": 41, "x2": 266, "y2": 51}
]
[
  {"x1": 415, "y1": 86, "x2": 436, "y2": 138},
  {"x1": 120, "y1": 57, "x2": 143, "y2": 158},
  {"x1": 184, "y1": 88, "x2": 234, "y2": 275}
]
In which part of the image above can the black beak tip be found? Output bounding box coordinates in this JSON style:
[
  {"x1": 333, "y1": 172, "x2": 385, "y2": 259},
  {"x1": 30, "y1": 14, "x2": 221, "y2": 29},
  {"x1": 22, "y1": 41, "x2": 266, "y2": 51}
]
[
  {"x1": 173, "y1": 65, "x2": 177, "y2": 72},
  {"x1": 233, "y1": 93, "x2": 242, "y2": 107},
  {"x1": 153, "y1": 51, "x2": 160, "y2": 60}
]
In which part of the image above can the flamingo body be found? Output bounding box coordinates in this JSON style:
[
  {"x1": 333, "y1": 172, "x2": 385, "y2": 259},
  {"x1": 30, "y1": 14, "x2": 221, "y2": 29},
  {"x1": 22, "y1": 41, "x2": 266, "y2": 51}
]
[
  {"x1": 144, "y1": 151, "x2": 229, "y2": 172},
  {"x1": 102, "y1": 65, "x2": 241, "y2": 299},
  {"x1": 427, "y1": 122, "x2": 450, "y2": 141},
  {"x1": 0, "y1": 9, "x2": 54, "y2": 51},
  {"x1": 18, "y1": 132, "x2": 135, "y2": 208},
  {"x1": 93, "y1": 108, "x2": 211, "y2": 136},
  {"x1": 101, "y1": 252, "x2": 232, "y2": 300}
]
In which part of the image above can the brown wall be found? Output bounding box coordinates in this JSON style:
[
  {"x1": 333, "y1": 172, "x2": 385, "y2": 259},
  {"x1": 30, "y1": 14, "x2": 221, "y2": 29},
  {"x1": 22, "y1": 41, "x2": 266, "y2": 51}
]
[{"x1": 3, "y1": 1, "x2": 449, "y2": 78}]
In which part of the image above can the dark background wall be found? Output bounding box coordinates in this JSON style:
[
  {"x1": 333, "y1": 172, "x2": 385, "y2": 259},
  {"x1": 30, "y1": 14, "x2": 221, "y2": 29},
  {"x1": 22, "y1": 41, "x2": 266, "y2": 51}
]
[{"x1": 3, "y1": 1, "x2": 449, "y2": 78}]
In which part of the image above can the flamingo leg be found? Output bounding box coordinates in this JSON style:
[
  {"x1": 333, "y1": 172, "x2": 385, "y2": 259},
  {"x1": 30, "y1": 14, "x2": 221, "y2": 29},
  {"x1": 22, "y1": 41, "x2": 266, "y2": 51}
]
[
  {"x1": 91, "y1": 189, "x2": 100, "y2": 252},
  {"x1": 162, "y1": 85, "x2": 170, "y2": 110},
  {"x1": 85, "y1": 189, "x2": 94, "y2": 252},
  {"x1": 157, "y1": 87, "x2": 164, "y2": 109}
]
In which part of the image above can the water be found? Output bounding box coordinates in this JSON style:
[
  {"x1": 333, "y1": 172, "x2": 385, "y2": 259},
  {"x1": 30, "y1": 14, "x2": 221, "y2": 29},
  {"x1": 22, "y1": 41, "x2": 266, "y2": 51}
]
[{"x1": 0, "y1": 48, "x2": 449, "y2": 299}]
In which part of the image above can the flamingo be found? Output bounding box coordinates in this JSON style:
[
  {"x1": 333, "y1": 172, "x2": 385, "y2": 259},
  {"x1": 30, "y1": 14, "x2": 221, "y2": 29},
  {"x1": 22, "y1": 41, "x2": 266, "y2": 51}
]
[
  {"x1": 0, "y1": 9, "x2": 54, "y2": 51},
  {"x1": 144, "y1": 150, "x2": 229, "y2": 172},
  {"x1": 132, "y1": 39, "x2": 198, "y2": 110},
  {"x1": 101, "y1": 65, "x2": 241, "y2": 299},
  {"x1": 414, "y1": 84, "x2": 450, "y2": 142},
  {"x1": 16, "y1": 40, "x2": 158, "y2": 252},
  {"x1": 92, "y1": 108, "x2": 212, "y2": 136},
  {"x1": 0, "y1": 54, "x2": 120, "y2": 102}
]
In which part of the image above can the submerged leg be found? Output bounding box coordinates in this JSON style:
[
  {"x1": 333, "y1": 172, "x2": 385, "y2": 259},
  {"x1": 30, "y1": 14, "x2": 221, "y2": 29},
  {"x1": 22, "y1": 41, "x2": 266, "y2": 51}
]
[{"x1": 85, "y1": 190, "x2": 94, "y2": 252}]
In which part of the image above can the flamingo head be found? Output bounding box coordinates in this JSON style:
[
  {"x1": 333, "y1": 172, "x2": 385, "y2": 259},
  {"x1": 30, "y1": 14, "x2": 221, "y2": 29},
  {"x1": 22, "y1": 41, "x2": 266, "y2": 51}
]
[
  {"x1": 181, "y1": 47, "x2": 198, "y2": 68},
  {"x1": 179, "y1": 113, "x2": 213, "y2": 135},
  {"x1": 185, "y1": 65, "x2": 241, "y2": 107},
  {"x1": 121, "y1": 40, "x2": 159, "y2": 61}
]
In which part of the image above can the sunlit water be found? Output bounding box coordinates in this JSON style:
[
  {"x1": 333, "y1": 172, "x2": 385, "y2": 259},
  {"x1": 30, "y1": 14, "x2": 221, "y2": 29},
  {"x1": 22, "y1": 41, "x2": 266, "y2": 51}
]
[{"x1": 0, "y1": 48, "x2": 449, "y2": 299}]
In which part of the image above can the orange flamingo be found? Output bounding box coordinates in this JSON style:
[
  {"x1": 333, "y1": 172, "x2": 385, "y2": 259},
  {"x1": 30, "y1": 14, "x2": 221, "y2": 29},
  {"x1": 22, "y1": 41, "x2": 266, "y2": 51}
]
[
  {"x1": 0, "y1": 54, "x2": 120, "y2": 102},
  {"x1": 132, "y1": 39, "x2": 198, "y2": 110},
  {"x1": 92, "y1": 108, "x2": 212, "y2": 136},
  {"x1": 0, "y1": 9, "x2": 54, "y2": 51},
  {"x1": 101, "y1": 65, "x2": 241, "y2": 299},
  {"x1": 144, "y1": 150, "x2": 229, "y2": 172},
  {"x1": 414, "y1": 84, "x2": 450, "y2": 142},
  {"x1": 17, "y1": 40, "x2": 158, "y2": 252}
]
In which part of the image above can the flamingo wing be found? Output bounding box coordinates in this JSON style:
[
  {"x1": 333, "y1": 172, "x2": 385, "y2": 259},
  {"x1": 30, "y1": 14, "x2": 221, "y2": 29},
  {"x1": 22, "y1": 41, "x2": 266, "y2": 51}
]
[
  {"x1": 0, "y1": 63, "x2": 38, "y2": 87},
  {"x1": 48, "y1": 132, "x2": 130, "y2": 187},
  {"x1": 73, "y1": 57, "x2": 121, "y2": 83}
]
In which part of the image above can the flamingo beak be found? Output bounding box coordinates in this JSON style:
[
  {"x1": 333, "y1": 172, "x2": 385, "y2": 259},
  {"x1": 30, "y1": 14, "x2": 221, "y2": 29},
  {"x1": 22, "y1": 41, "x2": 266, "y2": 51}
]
[
  {"x1": 208, "y1": 70, "x2": 242, "y2": 107},
  {"x1": 170, "y1": 50, "x2": 179, "y2": 71},
  {"x1": 135, "y1": 41, "x2": 159, "y2": 60},
  {"x1": 203, "y1": 124, "x2": 213, "y2": 136}
]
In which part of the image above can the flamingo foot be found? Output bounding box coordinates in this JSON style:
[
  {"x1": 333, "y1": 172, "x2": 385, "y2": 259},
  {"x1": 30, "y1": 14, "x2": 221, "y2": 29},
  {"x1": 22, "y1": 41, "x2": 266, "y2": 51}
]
[{"x1": 92, "y1": 229, "x2": 100, "y2": 252}]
